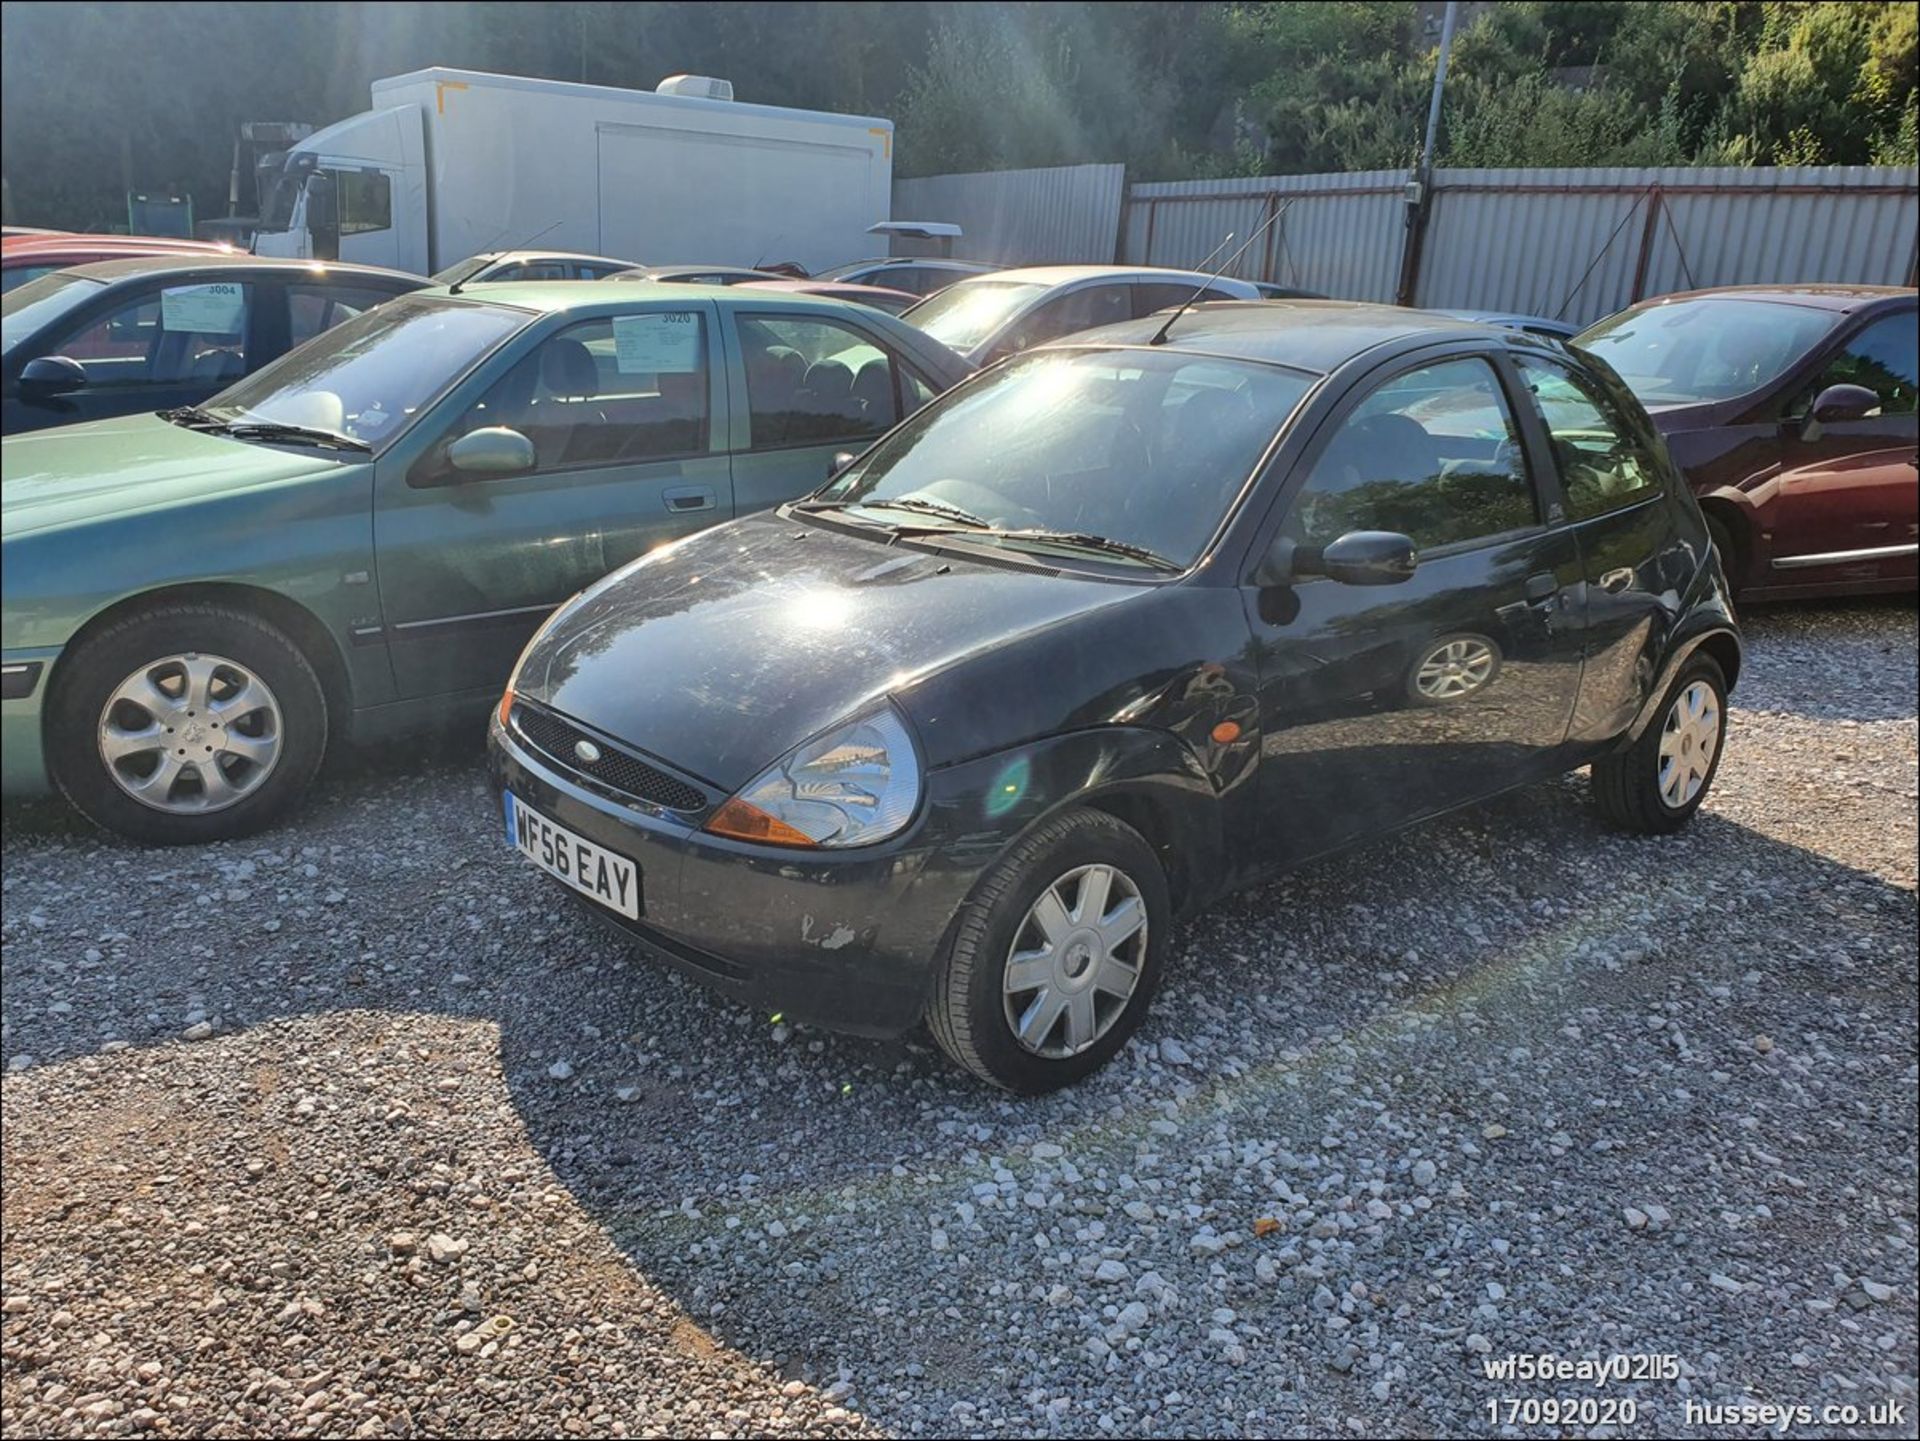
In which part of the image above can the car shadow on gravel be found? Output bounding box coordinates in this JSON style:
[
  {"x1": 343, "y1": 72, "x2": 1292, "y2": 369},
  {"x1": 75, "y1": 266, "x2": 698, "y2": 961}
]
[
  {"x1": 4, "y1": 655, "x2": 1916, "y2": 1430},
  {"x1": 474, "y1": 777, "x2": 1916, "y2": 1411}
]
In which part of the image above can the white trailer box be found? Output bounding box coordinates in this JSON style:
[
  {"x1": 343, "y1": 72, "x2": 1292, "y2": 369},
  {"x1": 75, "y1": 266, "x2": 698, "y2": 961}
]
[{"x1": 253, "y1": 67, "x2": 894, "y2": 276}]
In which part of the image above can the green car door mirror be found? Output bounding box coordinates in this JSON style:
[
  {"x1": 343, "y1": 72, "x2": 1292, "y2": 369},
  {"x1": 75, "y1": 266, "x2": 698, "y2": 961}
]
[{"x1": 446, "y1": 426, "x2": 536, "y2": 477}]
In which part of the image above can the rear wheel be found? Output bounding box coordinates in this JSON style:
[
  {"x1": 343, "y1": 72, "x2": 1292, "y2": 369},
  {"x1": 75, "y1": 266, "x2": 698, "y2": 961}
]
[
  {"x1": 928, "y1": 807, "x2": 1169, "y2": 1093},
  {"x1": 47, "y1": 604, "x2": 327, "y2": 845},
  {"x1": 1705, "y1": 512, "x2": 1741, "y2": 584},
  {"x1": 1590, "y1": 656, "x2": 1727, "y2": 834}
]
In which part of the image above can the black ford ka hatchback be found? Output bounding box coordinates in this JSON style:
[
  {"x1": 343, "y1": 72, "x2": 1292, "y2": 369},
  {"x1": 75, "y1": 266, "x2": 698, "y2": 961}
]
[{"x1": 488, "y1": 301, "x2": 1742, "y2": 1092}]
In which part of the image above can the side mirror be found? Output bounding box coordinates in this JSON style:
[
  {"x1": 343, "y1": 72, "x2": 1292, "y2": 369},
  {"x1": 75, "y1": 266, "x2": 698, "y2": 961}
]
[
  {"x1": 1801, "y1": 381, "x2": 1877, "y2": 440},
  {"x1": 446, "y1": 426, "x2": 535, "y2": 476},
  {"x1": 18, "y1": 355, "x2": 89, "y2": 400},
  {"x1": 1298, "y1": 530, "x2": 1419, "y2": 586},
  {"x1": 827, "y1": 450, "x2": 857, "y2": 480}
]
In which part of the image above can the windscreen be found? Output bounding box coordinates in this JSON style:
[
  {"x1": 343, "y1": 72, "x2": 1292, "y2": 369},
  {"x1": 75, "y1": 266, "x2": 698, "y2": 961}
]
[
  {"x1": 904, "y1": 280, "x2": 1048, "y2": 354},
  {"x1": 815, "y1": 346, "x2": 1311, "y2": 569},
  {"x1": 199, "y1": 294, "x2": 528, "y2": 450},
  {"x1": 1576, "y1": 297, "x2": 1840, "y2": 406},
  {"x1": 1, "y1": 271, "x2": 107, "y2": 353}
]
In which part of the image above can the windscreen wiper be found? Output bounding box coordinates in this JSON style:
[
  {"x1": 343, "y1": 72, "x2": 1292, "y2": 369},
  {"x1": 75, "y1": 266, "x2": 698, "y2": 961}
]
[
  {"x1": 159, "y1": 404, "x2": 226, "y2": 429},
  {"x1": 795, "y1": 495, "x2": 993, "y2": 529},
  {"x1": 207, "y1": 421, "x2": 371, "y2": 453},
  {"x1": 969, "y1": 528, "x2": 1181, "y2": 571}
]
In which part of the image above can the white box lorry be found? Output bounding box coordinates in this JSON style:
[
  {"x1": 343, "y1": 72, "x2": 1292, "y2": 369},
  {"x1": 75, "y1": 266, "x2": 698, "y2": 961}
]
[{"x1": 251, "y1": 68, "x2": 894, "y2": 276}]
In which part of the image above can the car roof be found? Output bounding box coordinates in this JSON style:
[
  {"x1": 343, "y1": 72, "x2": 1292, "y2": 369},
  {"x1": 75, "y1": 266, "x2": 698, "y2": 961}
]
[
  {"x1": 738, "y1": 278, "x2": 916, "y2": 300},
  {"x1": 472, "y1": 249, "x2": 638, "y2": 266},
  {"x1": 1047, "y1": 299, "x2": 1524, "y2": 375},
  {"x1": 2, "y1": 233, "x2": 237, "y2": 260},
  {"x1": 951, "y1": 264, "x2": 1258, "y2": 288},
  {"x1": 835, "y1": 257, "x2": 993, "y2": 271},
  {"x1": 1631, "y1": 283, "x2": 1916, "y2": 314},
  {"x1": 429, "y1": 278, "x2": 908, "y2": 313},
  {"x1": 56, "y1": 255, "x2": 423, "y2": 285},
  {"x1": 624, "y1": 264, "x2": 773, "y2": 279}
]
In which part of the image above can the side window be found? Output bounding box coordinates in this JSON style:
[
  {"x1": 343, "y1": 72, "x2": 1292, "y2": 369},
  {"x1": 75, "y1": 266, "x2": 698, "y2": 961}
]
[
  {"x1": 286, "y1": 285, "x2": 398, "y2": 350},
  {"x1": 1805, "y1": 314, "x2": 1918, "y2": 416},
  {"x1": 1283, "y1": 357, "x2": 1536, "y2": 550},
  {"x1": 1515, "y1": 357, "x2": 1664, "y2": 520},
  {"x1": 1131, "y1": 281, "x2": 1199, "y2": 316},
  {"x1": 515, "y1": 260, "x2": 573, "y2": 281},
  {"x1": 738, "y1": 313, "x2": 896, "y2": 448},
  {"x1": 577, "y1": 263, "x2": 626, "y2": 280},
  {"x1": 901, "y1": 368, "x2": 938, "y2": 415},
  {"x1": 337, "y1": 171, "x2": 392, "y2": 236},
  {"x1": 448, "y1": 312, "x2": 709, "y2": 474},
  {"x1": 1012, "y1": 284, "x2": 1131, "y2": 353},
  {"x1": 51, "y1": 282, "x2": 250, "y2": 385}
]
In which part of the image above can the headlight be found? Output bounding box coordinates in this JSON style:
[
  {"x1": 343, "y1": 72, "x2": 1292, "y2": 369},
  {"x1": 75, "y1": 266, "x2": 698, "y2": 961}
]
[
  {"x1": 705, "y1": 705, "x2": 920, "y2": 848},
  {"x1": 498, "y1": 593, "x2": 582, "y2": 726}
]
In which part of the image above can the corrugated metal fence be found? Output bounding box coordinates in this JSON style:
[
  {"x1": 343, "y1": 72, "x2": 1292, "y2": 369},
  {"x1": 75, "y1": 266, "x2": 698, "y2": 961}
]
[
  {"x1": 890, "y1": 163, "x2": 1125, "y2": 266},
  {"x1": 893, "y1": 163, "x2": 1917, "y2": 323},
  {"x1": 1123, "y1": 171, "x2": 1407, "y2": 300},
  {"x1": 1417, "y1": 166, "x2": 1920, "y2": 325}
]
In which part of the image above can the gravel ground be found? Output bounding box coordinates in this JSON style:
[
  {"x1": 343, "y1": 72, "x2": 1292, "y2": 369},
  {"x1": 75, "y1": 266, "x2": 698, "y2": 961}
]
[{"x1": 3, "y1": 598, "x2": 1915, "y2": 1439}]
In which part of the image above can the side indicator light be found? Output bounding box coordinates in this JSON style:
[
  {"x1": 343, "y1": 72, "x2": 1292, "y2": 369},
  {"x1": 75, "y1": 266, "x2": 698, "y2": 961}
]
[
  {"x1": 1211, "y1": 721, "x2": 1242, "y2": 744},
  {"x1": 497, "y1": 686, "x2": 515, "y2": 727},
  {"x1": 705, "y1": 797, "x2": 818, "y2": 848}
]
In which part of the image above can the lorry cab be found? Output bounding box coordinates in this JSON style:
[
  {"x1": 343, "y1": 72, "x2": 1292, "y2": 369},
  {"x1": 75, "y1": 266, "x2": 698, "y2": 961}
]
[{"x1": 253, "y1": 107, "x2": 429, "y2": 274}]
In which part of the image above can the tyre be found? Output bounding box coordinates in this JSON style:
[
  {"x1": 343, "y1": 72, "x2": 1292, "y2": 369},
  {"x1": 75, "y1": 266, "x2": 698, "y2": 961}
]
[
  {"x1": 47, "y1": 603, "x2": 328, "y2": 845},
  {"x1": 928, "y1": 806, "x2": 1169, "y2": 1093},
  {"x1": 1405, "y1": 632, "x2": 1502, "y2": 706},
  {"x1": 1590, "y1": 655, "x2": 1726, "y2": 835},
  {"x1": 1705, "y1": 512, "x2": 1739, "y2": 580}
]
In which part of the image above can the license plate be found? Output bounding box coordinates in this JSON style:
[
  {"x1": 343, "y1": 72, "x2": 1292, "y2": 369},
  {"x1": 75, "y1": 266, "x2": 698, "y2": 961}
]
[{"x1": 503, "y1": 791, "x2": 641, "y2": 919}]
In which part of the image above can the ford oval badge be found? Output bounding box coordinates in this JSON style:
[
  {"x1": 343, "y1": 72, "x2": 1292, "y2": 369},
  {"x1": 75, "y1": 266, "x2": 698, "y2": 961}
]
[{"x1": 574, "y1": 739, "x2": 602, "y2": 764}]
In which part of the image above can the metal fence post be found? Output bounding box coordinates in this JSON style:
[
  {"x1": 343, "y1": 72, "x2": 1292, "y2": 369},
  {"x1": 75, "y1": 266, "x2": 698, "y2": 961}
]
[{"x1": 1630, "y1": 184, "x2": 1664, "y2": 303}]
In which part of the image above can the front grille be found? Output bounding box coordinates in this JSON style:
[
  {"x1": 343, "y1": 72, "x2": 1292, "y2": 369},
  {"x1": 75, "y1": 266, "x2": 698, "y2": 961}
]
[{"x1": 512, "y1": 704, "x2": 707, "y2": 813}]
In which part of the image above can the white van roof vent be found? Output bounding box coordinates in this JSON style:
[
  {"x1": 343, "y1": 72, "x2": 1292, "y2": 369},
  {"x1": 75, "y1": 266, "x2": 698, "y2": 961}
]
[{"x1": 657, "y1": 75, "x2": 734, "y2": 102}]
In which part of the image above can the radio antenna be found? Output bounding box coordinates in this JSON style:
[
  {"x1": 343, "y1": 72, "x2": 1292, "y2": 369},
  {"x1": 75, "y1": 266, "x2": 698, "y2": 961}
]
[
  {"x1": 1148, "y1": 199, "x2": 1295, "y2": 345},
  {"x1": 449, "y1": 220, "x2": 563, "y2": 293}
]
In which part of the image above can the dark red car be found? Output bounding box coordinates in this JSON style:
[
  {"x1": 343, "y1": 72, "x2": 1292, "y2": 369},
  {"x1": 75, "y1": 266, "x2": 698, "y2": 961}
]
[
  {"x1": 1577, "y1": 285, "x2": 1917, "y2": 601},
  {"x1": 1, "y1": 233, "x2": 239, "y2": 295}
]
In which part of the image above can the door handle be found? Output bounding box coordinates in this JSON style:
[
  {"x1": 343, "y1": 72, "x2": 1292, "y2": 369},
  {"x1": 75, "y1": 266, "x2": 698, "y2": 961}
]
[
  {"x1": 1598, "y1": 567, "x2": 1635, "y2": 593},
  {"x1": 1524, "y1": 571, "x2": 1560, "y2": 603},
  {"x1": 663, "y1": 485, "x2": 716, "y2": 513}
]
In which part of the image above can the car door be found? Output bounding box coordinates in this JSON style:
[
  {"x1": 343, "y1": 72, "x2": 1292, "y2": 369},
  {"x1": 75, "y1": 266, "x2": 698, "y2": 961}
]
[
  {"x1": 5, "y1": 276, "x2": 264, "y2": 431},
  {"x1": 1246, "y1": 349, "x2": 1587, "y2": 867},
  {"x1": 1510, "y1": 353, "x2": 1697, "y2": 743},
  {"x1": 723, "y1": 306, "x2": 934, "y2": 514},
  {"x1": 1768, "y1": 310, "x2": 1919, "y2": 584},
  {"x1": 372, "y1": 299, "x2": 732, "y2": 700}
]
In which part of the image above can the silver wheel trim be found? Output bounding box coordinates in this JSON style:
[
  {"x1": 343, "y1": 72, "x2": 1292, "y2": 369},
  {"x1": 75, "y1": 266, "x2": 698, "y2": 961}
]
[
  {"x1": 97, "y1": 652, "x2": 284, "y2": 814},
  {"x1": 1656, "y1": 679, "x2": 1720, "y2": 809},
  {"x1": 1002, "y1": 862, "x2": 1147, "y2": 1058},
  {"x1": 1415, "y1": 637, "x2": 1496, "y2": 700}
]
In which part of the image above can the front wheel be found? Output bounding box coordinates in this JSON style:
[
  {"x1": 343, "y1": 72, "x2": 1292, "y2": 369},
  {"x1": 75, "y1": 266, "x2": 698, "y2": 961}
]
[
  {"x1": 47, "y1": 603, "x2": 328, "y2": 845},
  {"x1": 1590, "y1": 656, "x2": 1727, "y2": 834},
  {"x1": 928, "y1": 807, "x2": 1169, "y2": 1093}
]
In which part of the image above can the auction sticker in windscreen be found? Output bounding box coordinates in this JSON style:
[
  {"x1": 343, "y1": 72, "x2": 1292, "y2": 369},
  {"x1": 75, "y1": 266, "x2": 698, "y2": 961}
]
[
  {"x1": 161, "y1": 283, "x2": 246, "y2": 334},
  {"x1": 614, "y1": 312, "x2": 701, "y2": 373}
]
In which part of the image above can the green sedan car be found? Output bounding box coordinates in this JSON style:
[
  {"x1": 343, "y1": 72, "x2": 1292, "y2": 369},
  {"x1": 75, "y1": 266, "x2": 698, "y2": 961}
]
[{"x1": 1, "y1": 282, "x2": 971, "y2": 844}]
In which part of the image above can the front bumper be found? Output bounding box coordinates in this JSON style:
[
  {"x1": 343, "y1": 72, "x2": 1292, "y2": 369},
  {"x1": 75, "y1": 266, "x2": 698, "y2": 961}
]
[
  {"x1": 487, "y1": 715, "x2": 984, "y2": 1037},
  {"x1": 0, "y1": 647, "x2": 58, "y2": 797}
]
